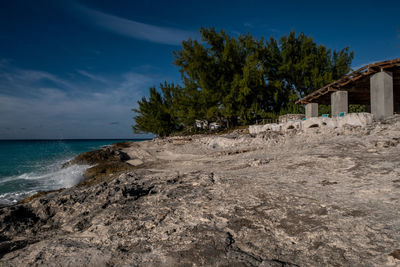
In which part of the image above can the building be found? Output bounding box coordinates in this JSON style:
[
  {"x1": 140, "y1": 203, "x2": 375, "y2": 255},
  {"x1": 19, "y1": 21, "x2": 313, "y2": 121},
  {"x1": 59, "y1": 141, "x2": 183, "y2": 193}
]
[
  {"x1": 296, "y1": 58, "x2": 400, "y2": 120},
  {"x1": 195, "y1": 120, "x2": 208, "y2": 129}
]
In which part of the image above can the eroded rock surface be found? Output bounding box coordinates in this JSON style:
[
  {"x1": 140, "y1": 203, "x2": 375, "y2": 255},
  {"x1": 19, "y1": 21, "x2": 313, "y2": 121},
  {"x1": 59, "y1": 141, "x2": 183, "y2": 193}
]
[{"x1": 1, "y1": 116, "x2": 400, "y2": 266}]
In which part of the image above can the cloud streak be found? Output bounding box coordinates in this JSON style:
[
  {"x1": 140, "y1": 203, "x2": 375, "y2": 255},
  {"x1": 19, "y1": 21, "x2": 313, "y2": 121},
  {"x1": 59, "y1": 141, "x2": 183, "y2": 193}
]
[
  {"x1": 77, "y1": 70, "x2": 108, "y2": 84},
  {"x1": 74, "y1": 3, "x2": 195, "y2": 45},
  {"x1": 0, "y1": 64, "x2": 73, "y2": 97},
  {"x1": 0, "y1": 63, "x2": 156, "y2": 139}
]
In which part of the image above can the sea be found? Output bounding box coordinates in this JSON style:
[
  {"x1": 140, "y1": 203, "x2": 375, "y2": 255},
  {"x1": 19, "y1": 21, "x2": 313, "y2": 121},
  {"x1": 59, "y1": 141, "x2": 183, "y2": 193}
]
[{"x1": 0, "y1": 139, "x2": 148, "y2": 205}]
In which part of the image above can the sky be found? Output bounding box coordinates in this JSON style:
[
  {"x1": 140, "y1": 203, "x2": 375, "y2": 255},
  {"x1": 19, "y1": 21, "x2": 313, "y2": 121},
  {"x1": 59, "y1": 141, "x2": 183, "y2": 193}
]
[{"x1": 0, "y1": 0, "x2": 399, "y2": 139}]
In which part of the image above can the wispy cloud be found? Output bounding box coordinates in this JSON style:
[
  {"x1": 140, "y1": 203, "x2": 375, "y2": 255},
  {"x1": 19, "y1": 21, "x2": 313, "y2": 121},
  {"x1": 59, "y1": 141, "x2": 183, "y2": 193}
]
[
  {"x1": 0, "y1": 65, "x2": 73, "y2": 96},
  {"x1": 77, "y1": 70, "x2": 108, "y2": 84},
  {"x1": 0, "y1": 62, "x2": 157, "y2": 139},
  {"x1": 0, "y1": 58, "x2": 10, "y2": 67},
  {"x1": 73, "y1": 3, "x2": 195, "y2": 45}
]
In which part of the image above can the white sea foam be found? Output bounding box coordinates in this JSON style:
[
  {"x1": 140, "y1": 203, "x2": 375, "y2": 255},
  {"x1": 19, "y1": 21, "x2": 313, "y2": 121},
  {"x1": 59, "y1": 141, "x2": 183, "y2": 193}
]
[
  {"x1": 0, "y1": 161, "x2": 90, "y2": 205},
  {"x1": 46, "y1": 163, "x2": 90, "y2": 188},
  {"x1": 0, "y1": 190, "x2": 37, "y2": 205}
]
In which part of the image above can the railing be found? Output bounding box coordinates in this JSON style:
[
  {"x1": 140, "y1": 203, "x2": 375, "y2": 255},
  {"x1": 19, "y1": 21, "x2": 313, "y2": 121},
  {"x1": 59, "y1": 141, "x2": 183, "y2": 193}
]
[{"x1": 255, "y1": 119, "x2": 279, "y2": 125}]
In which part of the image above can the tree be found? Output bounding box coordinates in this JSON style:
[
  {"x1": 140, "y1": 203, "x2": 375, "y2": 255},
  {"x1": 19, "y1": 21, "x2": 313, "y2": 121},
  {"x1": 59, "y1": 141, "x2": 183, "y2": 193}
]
[
  {"x1": 278, "y1": 31, "x2": 353, "y2": 97},
  {"x1": 132, "y1": 83, "x2": 181, "y2": 137},
  {"x1": 174, "y1": 28, "x2": 272, "y2": 126},
  {"x1": 132, "y1": 28, "x2": 354, "y2": 135}
]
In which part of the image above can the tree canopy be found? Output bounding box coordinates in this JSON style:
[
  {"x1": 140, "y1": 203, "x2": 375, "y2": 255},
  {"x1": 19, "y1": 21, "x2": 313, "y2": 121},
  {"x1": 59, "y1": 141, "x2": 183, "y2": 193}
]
[{"x1": 133, "y1": 28, "x2": 353, "y2": 136}]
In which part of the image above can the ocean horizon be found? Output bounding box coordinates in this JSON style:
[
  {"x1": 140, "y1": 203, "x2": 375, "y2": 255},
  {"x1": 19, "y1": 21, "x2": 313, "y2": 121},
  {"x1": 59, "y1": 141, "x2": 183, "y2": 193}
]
[{"x1": 0, "y1": 139, "x2": 150, "y2": 205}]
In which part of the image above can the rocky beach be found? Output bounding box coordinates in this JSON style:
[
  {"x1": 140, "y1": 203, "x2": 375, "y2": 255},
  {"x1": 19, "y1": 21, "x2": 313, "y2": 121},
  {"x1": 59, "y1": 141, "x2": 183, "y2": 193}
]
[{"x1": 0, "y1": 115, "x2": 400, "y2": 266}]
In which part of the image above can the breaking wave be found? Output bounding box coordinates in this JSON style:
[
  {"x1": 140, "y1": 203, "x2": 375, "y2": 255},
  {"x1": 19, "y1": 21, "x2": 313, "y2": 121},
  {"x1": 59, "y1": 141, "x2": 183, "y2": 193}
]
[{"x1": 0, "y1": 160, "x2": 89, "y2": 205}]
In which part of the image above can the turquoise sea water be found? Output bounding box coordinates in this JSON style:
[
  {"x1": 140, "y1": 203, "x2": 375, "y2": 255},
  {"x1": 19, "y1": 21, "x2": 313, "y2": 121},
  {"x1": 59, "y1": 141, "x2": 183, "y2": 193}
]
[{"x1": 0, "y1": 139, "x2": 148, "y2": 205}]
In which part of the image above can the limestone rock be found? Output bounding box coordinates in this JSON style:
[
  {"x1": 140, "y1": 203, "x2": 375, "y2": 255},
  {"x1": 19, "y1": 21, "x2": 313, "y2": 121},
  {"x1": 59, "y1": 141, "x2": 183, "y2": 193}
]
[
  {"x1": 126, "y1": 159, "x2": 144, "y2": 166},
  {"x1": 1, "y1": 115, "x2": 400, "y2": 266}
]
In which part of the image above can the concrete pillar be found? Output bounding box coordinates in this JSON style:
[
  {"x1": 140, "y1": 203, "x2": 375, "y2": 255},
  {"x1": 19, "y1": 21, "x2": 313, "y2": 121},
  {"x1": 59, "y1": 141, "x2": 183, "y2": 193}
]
[
  {"x1": 331, "y1": 91, "x2": 348, "y2": 117},
  {"x1": 305, "y1": 103, "x2": 318, "y2": 118},
  {"x1": 370, "y1": 71, "x2": 393, "y2": 120}
]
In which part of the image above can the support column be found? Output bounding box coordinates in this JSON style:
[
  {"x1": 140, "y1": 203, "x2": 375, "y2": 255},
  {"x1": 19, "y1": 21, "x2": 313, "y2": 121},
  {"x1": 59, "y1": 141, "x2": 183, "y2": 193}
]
[
  {"x1": 305, "y1": 103, "x2": 318, "y2": 118},
  {"x1": 370, "y1": 71, "x2": 393, "y2": 120},
  {"x1": 331, "y1": 91, "x2": 348, "y2": 117}
]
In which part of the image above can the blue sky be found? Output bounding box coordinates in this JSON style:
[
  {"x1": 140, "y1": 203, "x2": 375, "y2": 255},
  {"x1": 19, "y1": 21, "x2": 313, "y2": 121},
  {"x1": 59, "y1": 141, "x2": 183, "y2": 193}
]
[{"x1": 0, "y1": 0, "x2": 399, "y2": 139}]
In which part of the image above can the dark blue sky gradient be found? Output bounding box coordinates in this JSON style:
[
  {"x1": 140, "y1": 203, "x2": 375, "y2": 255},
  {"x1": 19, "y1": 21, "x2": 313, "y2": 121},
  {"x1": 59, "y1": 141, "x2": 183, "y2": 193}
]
[{"x1": 0, "y1": 0, "x2": 399, "y2": 139}]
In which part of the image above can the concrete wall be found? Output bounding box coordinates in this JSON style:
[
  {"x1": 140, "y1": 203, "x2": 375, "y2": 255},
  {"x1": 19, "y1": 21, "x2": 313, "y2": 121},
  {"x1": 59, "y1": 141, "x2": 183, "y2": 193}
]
[
  {"x1": 305, "y1": 103, "x2": 318, "y2": 118},
  {"x1": 249, "y1": 113, "x2": 373, "y2": 135},
  {"x1": 279, "y1": 114, "x2": 305, "y2": 123},
  {"x1": 331, "y1": 91, "x2": 348, "y2": 117},
  {"x1": 370, "y1": 71, "x2": 393, "y2": 120}
]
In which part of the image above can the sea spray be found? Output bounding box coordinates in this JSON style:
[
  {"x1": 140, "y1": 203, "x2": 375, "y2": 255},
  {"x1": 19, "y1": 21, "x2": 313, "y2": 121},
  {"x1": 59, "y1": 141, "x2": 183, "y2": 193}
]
[
  {"x1": 0, "y1": 161, "x2": 90, "y2": 205},
  {"x1": 0, "y1": 139, "x2": 145, "y2": 205}
]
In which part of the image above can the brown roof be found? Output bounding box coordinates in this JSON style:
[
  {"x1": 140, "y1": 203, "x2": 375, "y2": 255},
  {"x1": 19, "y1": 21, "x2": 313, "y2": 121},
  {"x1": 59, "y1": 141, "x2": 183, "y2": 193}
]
[{"x1": 296, "y1": 58, "x2": 400, "y2": 104}]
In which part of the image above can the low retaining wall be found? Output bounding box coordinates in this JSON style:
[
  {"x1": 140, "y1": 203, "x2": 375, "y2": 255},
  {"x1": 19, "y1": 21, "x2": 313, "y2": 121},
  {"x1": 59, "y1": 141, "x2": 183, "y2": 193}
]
[
  {"x1": 279, "y1": 114, "x2": 306, "y2": 123},
  {"x1": 249, "y1": 113, "x2": 374, "y2": 134}
]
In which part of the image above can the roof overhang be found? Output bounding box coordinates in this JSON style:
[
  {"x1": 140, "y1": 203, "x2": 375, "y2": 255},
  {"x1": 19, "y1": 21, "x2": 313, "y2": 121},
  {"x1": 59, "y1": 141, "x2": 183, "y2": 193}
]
[{"x1": 296, "y1": 58, "x2": 400, "y2": 105}]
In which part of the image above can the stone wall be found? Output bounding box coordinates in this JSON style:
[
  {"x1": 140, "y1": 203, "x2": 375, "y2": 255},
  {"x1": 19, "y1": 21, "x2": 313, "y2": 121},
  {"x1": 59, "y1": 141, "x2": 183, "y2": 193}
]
[{"x1": 249, "y1": 113, "x2": 374, "y2": 135}]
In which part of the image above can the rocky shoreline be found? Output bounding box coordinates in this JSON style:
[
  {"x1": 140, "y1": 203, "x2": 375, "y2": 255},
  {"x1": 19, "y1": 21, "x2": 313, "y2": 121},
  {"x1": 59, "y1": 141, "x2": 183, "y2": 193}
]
[{"x1": 1, "y1": 116, "x2": 400, "y2": 266}]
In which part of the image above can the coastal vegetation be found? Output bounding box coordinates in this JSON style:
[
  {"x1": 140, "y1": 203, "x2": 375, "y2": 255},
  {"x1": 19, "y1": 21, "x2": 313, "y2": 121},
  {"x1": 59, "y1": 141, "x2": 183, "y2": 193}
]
[{"x1": 133, "y1": 28, "x2": 354, "y2": 136}]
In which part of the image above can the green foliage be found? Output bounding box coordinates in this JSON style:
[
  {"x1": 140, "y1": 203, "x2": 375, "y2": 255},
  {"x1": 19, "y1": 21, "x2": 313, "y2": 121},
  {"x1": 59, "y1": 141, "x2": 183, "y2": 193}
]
[
  {"x1": 349, "y1": 104, "x2": 366, "y2": 113},
  {"x1": 278, "y1": 91, "x2": 305, "y2": 115},
  {"x1": 133, "y1": 28, "x2": 354, "y2": 136},
  {"x1": 132, "y1": 83, "x2": 182, "y2": 137},
  {"x1": 278, "y1": 32, "x2": 353, "y2": 97},
  {"x1": 318, "y1": 105, "x2": 331, "y2": 116}
]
